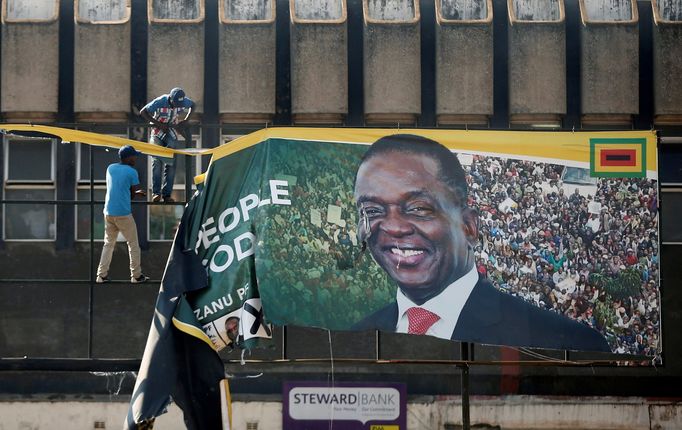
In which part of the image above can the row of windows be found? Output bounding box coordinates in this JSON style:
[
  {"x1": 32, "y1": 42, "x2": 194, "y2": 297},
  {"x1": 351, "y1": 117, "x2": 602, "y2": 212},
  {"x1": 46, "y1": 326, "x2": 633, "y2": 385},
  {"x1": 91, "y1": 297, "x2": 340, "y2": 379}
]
[
  {"x1": 4, "y1": 135, "x2": 682, "y2": 243},
  {"x1": 1, "y1": 135, "x2": 221, "y2": 242}
]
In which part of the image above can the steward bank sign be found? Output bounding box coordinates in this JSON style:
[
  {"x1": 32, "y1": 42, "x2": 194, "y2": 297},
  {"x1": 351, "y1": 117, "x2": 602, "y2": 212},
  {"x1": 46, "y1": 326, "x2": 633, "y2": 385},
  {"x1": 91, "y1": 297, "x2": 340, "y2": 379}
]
[{"x1": 283, "y1": 382, "x2": 407, "y2": 430}]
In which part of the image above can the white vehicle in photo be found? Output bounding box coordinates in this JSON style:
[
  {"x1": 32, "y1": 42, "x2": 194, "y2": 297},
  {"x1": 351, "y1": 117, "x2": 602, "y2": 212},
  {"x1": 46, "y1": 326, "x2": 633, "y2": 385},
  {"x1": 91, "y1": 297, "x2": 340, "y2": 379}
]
[{"x1": 561, "y1": 166, "x2": 598, "y2": 198}]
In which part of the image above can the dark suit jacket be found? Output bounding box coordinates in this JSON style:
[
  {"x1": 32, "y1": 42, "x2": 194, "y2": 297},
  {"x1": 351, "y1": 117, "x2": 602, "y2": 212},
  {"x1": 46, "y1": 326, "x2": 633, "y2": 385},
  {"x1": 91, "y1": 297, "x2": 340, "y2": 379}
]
[{"x1": 353, "y1": 277, "x2": 611, "y2": 352}]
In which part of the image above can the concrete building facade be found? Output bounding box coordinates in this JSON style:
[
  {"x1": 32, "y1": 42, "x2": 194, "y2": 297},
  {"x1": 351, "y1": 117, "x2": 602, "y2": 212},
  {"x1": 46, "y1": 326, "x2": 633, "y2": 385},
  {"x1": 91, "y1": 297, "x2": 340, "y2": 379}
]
[{"x1": 1, "y1": 0, "x2": 682, "y2": 429}]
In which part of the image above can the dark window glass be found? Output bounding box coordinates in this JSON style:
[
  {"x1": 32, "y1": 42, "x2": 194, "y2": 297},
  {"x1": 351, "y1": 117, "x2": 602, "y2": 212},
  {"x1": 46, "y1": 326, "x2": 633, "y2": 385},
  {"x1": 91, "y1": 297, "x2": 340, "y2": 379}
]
[
  {"x1": 661, "y1": 190, "x2": 682, "y2": 243},
  {"x1": 659, "y1": 145, "x2": 682, "y2": 184},
  {"x1": 79, "y1": 145, "x2": 120, "y2": 182},
  {"x1": 6, "y1": 140, "x2": 53, "y2": 181}
]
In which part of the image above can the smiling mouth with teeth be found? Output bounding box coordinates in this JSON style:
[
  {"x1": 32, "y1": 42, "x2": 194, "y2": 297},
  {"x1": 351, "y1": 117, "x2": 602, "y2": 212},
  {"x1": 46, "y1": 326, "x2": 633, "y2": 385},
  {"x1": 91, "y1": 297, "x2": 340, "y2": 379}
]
[{"x1": 391, "y1": 248, "x2": 424, "y2": 257}]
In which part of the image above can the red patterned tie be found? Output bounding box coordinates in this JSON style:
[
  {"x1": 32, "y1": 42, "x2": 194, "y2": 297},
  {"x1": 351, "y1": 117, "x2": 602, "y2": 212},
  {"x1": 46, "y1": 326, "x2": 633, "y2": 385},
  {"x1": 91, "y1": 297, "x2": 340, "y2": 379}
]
[{"x1": 406, "y1": 307, "x2": 440, "y2": 335}]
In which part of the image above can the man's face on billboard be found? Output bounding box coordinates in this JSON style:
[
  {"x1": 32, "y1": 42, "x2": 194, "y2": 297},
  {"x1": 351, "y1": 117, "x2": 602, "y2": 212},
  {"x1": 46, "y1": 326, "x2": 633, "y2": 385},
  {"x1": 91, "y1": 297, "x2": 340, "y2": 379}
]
[
  {"x1": 225, "y1": 317, "x2": 239, "y2": 342},
  {"x1": 354, "y1": 151, "x2": 475, "y2": 303}
]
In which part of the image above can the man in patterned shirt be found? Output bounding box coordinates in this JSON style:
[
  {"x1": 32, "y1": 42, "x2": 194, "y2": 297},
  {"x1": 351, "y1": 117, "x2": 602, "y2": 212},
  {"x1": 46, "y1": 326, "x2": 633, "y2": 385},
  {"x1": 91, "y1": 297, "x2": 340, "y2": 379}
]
[{"x1": 140, "y1": 87, "x2": 195, "y2": 203}]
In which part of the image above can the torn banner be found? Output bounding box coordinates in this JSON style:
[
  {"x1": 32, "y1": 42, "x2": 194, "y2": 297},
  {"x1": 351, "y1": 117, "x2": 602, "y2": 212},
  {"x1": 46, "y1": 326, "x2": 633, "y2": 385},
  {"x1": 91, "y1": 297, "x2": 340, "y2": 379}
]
[{"x1": 127, "y1": 127, "x2": 659, "y2": 427}]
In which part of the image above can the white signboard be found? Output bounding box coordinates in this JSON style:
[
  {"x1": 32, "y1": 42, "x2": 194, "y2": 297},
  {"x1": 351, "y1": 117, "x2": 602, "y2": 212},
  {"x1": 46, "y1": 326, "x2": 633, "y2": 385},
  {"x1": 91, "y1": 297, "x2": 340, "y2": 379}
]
[
  {"x1": 288, "y1": 386, "x2": 401, "y2": 424},
  {"x1": 310, "y1": 208, "x2": 322, "y2": 227},
  {"x1": 327, "y1": 204, "x2": 346, "y2": 227}
]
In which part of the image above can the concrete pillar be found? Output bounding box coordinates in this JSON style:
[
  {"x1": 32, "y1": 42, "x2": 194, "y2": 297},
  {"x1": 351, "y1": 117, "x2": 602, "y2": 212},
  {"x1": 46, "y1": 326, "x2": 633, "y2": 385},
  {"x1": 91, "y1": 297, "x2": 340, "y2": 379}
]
[
  {"x1": 435, "y1": 0, "x2": 493, "y2": 127},
  {"x1": 290, "y1": 0, "x2": 348, "y2": 125},
  {"x1": 508, "y1": 0, "x2": 566, "y2": 127},
  {"x1": 363, "y1": 0, "x2": 420, "y2": 125},
  {"x1": 147, "y1": 0, "x2": 204, "y2": 114},
  {"x1": 219, "y1": 0, "x2": 276, "y2": 124},
  {"x1": 579, "y1": 0, "x2": 639, "y2": 126},
  {"x1": 652, "y1": 0, "x2": 682, "y2": 126},
  {"x1": 1, "y1": 0, "x2": 59, "y2": 122},
  {"x1": 74, "y1": 0, "x2": 131, "y2": 122}
]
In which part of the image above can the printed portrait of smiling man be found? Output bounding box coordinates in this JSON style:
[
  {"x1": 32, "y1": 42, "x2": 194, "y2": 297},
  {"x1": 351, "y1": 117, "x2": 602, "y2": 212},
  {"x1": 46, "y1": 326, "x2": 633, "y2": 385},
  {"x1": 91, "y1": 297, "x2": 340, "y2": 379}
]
[{"x1": 352, "y1": 134, "x2": 610, "y2": 352}]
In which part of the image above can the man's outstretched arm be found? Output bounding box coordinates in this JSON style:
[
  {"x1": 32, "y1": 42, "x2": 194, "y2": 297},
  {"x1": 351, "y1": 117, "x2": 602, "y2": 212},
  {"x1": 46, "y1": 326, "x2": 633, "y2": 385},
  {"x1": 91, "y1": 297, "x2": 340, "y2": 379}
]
[
  {"x1": 131, "y1": 184, "x2": 146, "y2": 200},
  {"x1": 140, "y1": 107, "x2": 169, "y2": 131},
  {"x1": 178, "y1": 100, "x2": 195, "y2": 124}
]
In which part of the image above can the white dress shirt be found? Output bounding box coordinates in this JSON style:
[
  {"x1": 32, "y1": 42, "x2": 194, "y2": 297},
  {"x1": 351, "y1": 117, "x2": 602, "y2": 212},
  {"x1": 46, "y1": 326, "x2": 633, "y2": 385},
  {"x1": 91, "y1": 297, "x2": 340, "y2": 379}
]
[{"x1": 395, "y1": 265, "x2": 479, "y2": 340}]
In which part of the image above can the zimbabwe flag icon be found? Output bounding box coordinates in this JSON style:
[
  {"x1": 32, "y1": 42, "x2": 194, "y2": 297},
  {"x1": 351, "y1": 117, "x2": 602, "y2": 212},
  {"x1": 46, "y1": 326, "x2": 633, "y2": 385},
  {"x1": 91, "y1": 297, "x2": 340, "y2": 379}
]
[{"x1": 590, "y1": 138, "x2": 646, "y2": 178}]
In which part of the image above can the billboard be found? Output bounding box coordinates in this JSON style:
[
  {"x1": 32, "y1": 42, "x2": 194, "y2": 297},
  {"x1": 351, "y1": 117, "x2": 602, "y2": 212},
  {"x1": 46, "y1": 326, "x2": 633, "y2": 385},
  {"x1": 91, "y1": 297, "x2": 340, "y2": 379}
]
[{"x1": 172, "y1": 128, "x2": 659, "y2": 356}]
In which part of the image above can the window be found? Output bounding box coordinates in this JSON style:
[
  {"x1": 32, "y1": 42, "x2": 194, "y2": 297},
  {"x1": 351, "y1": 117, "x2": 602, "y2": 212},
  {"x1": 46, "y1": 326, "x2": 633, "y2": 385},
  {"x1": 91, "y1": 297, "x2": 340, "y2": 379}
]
[
  {"x1": 76, "y1": 189, "x2": 106, "y2": 241},
  {"x1": 148, "y1": 132, "x2": 204, "y2": 241},
  {"x1": 661, "y1": 188, "x2": 682, "y2": 244},
  {"x1": 3, "y1": 137, "x2": 57, "y2": 241},
  {"x1": 75, "y1": 143, "x2": 122, "y2": 241},
  {"x1": 5, "y1": 138, "x2": 54, "y2": 182},
  {"x1": 77, "y1": 144, "x2": 120, "y2": 183}
]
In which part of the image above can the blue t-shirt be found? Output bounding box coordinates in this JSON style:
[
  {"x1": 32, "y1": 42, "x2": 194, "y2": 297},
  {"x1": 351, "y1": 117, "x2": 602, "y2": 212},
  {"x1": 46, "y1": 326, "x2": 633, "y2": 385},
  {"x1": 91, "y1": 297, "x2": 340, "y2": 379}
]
[{"x1": 104, "y1": 163, "x2": 140, "y2": 216}]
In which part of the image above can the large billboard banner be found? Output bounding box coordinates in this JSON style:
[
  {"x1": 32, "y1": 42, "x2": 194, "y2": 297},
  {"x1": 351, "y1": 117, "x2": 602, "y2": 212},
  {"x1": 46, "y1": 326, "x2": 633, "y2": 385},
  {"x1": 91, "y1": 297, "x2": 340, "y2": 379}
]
[{"x1": 170, "y1": 128, "x2": 659, "y2": 356}]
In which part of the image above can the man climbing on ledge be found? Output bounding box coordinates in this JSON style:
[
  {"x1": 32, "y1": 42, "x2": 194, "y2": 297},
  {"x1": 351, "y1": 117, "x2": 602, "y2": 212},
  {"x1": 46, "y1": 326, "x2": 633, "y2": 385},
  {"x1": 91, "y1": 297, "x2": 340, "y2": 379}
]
[{"x1": 140, "y1": 87, "x2": 195, "y2": 203}]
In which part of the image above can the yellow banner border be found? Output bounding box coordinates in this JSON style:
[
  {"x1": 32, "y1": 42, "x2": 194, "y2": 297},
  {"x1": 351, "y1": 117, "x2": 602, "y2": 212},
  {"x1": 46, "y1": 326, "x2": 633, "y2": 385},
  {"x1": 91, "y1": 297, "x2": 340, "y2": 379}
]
[
  {"x1": 206, "y1": 128, "x2": 658, "y2": 179},
  {"x1": 0, "y1": 124, "x2": 658, "y2": 183}
]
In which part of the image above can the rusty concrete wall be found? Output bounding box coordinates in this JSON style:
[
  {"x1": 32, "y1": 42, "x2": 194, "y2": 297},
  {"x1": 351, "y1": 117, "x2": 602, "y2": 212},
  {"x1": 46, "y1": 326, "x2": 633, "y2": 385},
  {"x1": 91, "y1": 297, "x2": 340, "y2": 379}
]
[
  {"x1": 650, "y1": 403, "x2": 682, "y2": 430},
  {"x1": 290, "y1": 0, "x2": 347, "y2": 123},
  {"x1": 4, "y1": 0, "x2": 57, "y2": 20},
  {"x1": 435, "y1": 0, "x2": 493, "y2": 124},
  {"x1": 366, "y1": 0, "x2": 416, "y2": 20},
  {"x1": 411, "y1": 396, "x2": 673, "y2": 429},
  {"x1": 147, "y1": 0, "x2": 204, "y2": 113},
  {"x1": 219, "y1": 0, "x2": 276, "y2": 122},
  {"x1": 77, "y1": 0, "x2": 128, "y2": 21},
  {"x1": 225, "y1": 0, "x2": 273, "y2": 21},
  {"x1": 439, "y1": 0, "x2": 488, "y2": 20},
  {"x1": 652, "y1": 0, "x2": 682, "y2": 124},
  {"x1": 512, "y1": 0, "x2": 562, "y2": 21},
  {"x1": 74, "y1": 0, "x2": 131, "y2": 118},
  {"x1": 583, "y1": 0, "x2": 635, "y2": 21},
  {"x1": 0, "y1": 402, "x2": 188, "y2": 430},
  {"x1": 294, "y1": 0, "x2": 344, "y2": 20},
  {"x1": 1, "y1": 0, "x2": 59, "y2": 119},
  {"x1": 580, "y1": 0, "x2": 638, "y2": 120},
  {"x1": 363, "y1": 0, "x2": 420, "y2": 123},
  {"x1": 657, "y1": 0, "x2": 682, "y2": 21},
  {"x1": 1, "y1": 397, "x2": 681, "y2": 430},
  {"x1": 151, "y1": 0, "x2": 201, "y2": 20},
  {"x1": 508, "y1": 0, "x2": 566, "y2": 120}
]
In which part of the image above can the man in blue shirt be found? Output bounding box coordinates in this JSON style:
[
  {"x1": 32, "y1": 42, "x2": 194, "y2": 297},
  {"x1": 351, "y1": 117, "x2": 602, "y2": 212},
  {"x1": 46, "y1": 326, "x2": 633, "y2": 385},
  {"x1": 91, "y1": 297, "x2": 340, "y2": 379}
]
[
  {"x1": 140, "y1": 87, "x2": 195, "y2": 203},
  {"x1": 96, "y1": 145, "x2": 149, "y2": 284}
]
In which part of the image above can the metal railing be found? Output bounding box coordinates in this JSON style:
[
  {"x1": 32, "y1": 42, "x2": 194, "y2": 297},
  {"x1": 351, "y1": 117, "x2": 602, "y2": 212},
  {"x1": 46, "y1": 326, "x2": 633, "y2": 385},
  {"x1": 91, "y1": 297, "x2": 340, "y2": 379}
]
[{"x1": 0, "y1": 127, "x2": 199, "y2": 358}]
